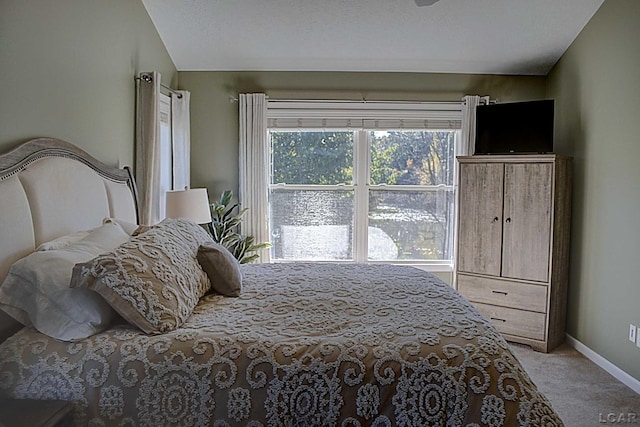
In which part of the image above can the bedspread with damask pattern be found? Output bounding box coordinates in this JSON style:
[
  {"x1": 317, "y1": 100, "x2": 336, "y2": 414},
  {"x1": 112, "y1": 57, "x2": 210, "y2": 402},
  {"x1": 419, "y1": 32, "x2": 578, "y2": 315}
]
[{"x1": 0, "y1": 263, "x2": 563, "y2": 426}]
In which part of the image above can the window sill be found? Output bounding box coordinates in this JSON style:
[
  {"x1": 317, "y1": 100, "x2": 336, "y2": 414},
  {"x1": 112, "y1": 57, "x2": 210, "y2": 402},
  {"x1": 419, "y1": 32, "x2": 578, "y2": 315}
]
[{"x1": 270, "y1": 259, "x2": 454, "y2": 272}]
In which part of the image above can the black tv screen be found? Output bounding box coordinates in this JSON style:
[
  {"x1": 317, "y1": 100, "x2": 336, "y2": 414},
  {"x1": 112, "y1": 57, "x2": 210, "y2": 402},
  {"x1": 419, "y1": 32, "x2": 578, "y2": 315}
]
[{"x1": 474, "y1": 100, "x2": 554, "y2": 155}]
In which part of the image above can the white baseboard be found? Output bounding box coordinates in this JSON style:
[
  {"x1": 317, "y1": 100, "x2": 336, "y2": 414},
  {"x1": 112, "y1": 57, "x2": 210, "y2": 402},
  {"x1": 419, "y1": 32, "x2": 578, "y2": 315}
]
[{"x1": 565, "y1": 334, "x2": 640, "y2": 395}]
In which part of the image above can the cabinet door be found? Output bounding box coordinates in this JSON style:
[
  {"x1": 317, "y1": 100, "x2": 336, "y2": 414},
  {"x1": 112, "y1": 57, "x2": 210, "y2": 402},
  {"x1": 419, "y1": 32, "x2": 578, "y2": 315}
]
[
  {"x1": 457, "y1": 163, "x2": 504, "y2": 276},
  {"x1": 502, "y1": 163, "x2": 552, "y2": 282}
]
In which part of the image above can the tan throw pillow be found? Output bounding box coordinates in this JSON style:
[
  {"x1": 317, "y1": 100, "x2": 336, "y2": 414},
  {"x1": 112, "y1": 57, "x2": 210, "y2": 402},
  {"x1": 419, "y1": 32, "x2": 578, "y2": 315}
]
[
  {"x1": 71, "y1": 218, "x2": 213, "y2": 334},
  {"x1": 197, "y1": 243, "x2": 242, "y2": 297}
]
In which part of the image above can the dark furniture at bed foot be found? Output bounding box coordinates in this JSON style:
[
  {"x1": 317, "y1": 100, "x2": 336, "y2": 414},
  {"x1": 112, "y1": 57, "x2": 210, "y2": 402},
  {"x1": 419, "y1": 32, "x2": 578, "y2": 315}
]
[{"x1": 0, "y1": 398, "x2": 73, "y2": 427}]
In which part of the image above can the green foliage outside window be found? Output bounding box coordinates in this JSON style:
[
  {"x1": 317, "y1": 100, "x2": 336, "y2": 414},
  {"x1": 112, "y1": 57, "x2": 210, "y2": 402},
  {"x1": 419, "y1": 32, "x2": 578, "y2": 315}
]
[
  {"x1": 371, "y1": 131, "x2": 455, "y2": 186},
  {"x1": 269, "y1": 129, "x2": 456, "y2": 261},
  {"x1": 270, "y1": 130, "x2": 454, "y2": 186},
  {"x1": 271, "y1": 131, "x2": 353, "y2": 185}
]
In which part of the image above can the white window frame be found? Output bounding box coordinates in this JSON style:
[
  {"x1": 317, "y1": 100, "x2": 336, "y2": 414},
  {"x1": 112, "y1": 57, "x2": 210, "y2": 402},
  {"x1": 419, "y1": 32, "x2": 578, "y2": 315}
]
[{"x1": 266, "y1": 100, "x2": 462, "y2": 270}]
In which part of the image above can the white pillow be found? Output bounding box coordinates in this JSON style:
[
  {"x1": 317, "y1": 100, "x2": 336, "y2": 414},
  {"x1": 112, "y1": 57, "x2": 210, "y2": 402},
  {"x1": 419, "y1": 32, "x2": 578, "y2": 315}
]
[
  {"x1": 103, "y1": 217, "x2": 140, "y2": 236},
  {"x1": 35, "y1": 219, "x2": 135, "y2": 251},
  {"x1": 0, "y1": 221, "x2": 131, "y2": 341},
  {"x1": 36, "y1": 230, "x2": 92, "y2": 251}
]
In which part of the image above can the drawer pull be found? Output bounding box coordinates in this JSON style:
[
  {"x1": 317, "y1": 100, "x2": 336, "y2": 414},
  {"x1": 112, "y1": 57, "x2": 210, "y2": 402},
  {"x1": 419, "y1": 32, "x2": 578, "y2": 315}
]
[
  {"x1": 491, "y1": 290, "x2": 508, "y2": 295},
  {"x1": 490, "y1": 317, "x2": 507, "y2": 323}
]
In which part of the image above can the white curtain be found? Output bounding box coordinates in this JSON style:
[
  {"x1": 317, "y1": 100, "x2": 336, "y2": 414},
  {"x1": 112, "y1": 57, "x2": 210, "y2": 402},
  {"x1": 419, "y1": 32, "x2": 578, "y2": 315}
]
[
  {"x1": 172, "y1": 90, "x2": 191, "y2": 191},
  {"x1": 238, "y1": 93, "x2": 270, "y2": 263},
  {"x1": 452, "y1": 95, "x2": 490, "y2": 277},
  {"x1": 459, "y1": 95, "x2": 490, "y2": 156},
  {"x1": 135, "y1": 71, "x2": 161, "y2": 225}
]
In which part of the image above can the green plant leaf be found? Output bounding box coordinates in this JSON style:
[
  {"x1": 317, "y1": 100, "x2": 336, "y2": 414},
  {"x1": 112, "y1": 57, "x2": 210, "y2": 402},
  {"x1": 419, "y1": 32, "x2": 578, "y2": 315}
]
[
  {"x1": 220, "y1": 190, "x2": 233, "y2": 206},
  {"x1": 240, "y1": 254, "x2": 259, "y2": 264},
  {"x1": 207, "y1": 189, "x2": 270, "y2": 263},
  {"x1": 222, "y1": 203, "x2": 239, "y2": 220},
  {"x1": 235, "y1": 208, "x2": 249, "y2": 219},
  {"x1": 249, "y1": 242, "x2": 272, "y2": 251}
]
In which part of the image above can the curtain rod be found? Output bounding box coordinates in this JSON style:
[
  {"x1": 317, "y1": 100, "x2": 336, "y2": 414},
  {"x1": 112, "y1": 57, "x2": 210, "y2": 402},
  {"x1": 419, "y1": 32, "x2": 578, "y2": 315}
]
[
  {"x1": 229, "y1": 96, "x2": 498, "y2": 104},
  {"x1": 228, "y1": 96, "x2": 467, "y2": 104},
  {"x1": 160, "y1": 83, "x2": 183, "y2": 99},
  {"x1": 136, "y1": 74, "x2": 182, "y2": 99}
]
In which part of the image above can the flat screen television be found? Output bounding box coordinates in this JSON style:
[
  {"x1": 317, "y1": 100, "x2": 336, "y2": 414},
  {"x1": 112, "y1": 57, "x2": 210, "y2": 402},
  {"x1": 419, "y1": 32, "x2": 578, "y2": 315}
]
[{"x1": 474, "y1": 99, "x2": 554, "y2": 155}]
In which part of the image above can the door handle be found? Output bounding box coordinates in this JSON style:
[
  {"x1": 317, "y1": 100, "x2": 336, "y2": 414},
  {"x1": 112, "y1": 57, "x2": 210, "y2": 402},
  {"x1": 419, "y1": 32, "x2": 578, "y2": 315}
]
[{"x1": 505, "y1": 217, "x2": 512, "y2": 223}]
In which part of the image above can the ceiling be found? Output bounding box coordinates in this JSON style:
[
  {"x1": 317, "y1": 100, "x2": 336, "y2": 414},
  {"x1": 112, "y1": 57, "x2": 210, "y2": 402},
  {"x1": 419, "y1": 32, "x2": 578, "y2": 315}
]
[{"x1": 141, "y1": 0, "x2": 605, "y2": 76}]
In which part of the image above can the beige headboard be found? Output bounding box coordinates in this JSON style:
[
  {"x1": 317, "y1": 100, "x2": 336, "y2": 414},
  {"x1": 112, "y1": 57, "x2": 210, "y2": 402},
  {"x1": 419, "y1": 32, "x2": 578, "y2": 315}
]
[{"x1": 0, "y1": 138, "x2": 139, "y2": 342}]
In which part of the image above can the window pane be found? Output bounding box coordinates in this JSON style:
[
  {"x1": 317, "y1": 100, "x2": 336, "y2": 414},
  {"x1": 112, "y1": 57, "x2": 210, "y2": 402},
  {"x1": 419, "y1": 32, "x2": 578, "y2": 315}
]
[
  {"x1": 270, "y1": 130, "x2": 353, "y2": 185},
  {"x1": 368, "y1": 190, "x2": 454, "y2": 261},
  {"x1": 370, "y1": 130, "x2": 455, "y2": 186},
  {"x1": 270, "y1": 189, "x2": 354, "y2": 260}
]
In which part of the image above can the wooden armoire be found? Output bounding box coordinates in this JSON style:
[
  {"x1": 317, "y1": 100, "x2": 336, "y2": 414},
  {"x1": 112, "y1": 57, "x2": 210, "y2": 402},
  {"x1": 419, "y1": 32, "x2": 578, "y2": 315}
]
[{"x1": 455, "y1": 155, "x2": 572, "y2": 352}]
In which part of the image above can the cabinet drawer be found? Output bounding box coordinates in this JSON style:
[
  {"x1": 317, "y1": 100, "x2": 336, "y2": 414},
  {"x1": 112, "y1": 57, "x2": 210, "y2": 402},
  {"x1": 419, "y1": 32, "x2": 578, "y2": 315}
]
[
  {"x1": 457, "y1": 274, "x2": 547, "y2": 313},
  {"x1": 473, "y1": 302, "x2": 546, "y2": 341}
]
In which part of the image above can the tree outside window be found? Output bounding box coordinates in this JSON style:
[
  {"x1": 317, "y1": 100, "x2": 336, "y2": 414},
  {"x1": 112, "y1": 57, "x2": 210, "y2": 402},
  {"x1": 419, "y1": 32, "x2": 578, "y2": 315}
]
[{"x1": 269, "y1": 129, "x2": 457, "y2": 263}]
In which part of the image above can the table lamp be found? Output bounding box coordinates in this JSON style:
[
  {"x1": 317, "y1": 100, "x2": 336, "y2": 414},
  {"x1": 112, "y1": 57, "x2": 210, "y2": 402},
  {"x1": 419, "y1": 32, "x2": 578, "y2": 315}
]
[{"x1": 165, "y1": 188, "x2": 212, "y2": 224}]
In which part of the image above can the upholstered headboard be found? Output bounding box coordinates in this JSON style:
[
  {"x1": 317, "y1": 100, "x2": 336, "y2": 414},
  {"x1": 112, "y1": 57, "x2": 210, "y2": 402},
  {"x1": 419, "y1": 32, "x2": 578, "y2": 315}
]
[{"x1": 0, "y1": 138, "x2": 139, "y2": 342}]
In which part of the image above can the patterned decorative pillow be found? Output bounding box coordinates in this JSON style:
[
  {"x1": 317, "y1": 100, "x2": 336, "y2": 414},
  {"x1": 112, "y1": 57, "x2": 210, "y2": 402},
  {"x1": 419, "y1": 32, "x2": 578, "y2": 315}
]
[
  {"x1": 197, "y1": 242, "x2": 243, "y2": 297},
  {"x1": 71, "y1": 218, "x2": 214, "y2": 334}
]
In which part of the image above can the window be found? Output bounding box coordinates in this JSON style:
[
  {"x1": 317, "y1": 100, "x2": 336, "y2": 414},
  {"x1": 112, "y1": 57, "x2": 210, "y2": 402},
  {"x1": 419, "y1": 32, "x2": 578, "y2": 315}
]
[{"x1": 267, "y1": 101, "x2": 462, "y2": 267}]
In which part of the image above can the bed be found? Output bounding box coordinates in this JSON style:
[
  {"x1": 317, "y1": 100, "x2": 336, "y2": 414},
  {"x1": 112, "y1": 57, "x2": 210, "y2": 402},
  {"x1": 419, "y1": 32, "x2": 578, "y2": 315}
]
[{"x1": 0, "y1": 138, "x2": 564, "y2": 426}]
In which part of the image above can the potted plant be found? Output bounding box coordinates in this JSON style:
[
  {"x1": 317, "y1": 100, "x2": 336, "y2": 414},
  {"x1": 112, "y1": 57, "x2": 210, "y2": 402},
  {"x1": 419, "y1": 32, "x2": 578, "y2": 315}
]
[{"x1": 207, "y1": 190, "x2": 270, "y2": 264}]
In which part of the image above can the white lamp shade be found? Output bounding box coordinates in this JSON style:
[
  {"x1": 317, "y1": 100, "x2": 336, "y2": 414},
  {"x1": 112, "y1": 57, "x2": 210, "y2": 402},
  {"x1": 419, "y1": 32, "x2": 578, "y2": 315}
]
[{"x1": 165, "y1": 188, "x2": 212, "y2": 224}]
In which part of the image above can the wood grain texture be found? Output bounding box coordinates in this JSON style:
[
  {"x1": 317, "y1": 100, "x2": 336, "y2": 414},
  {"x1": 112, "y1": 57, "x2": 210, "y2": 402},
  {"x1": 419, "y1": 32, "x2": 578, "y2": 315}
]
[
  {"x1": 473, "y1": 302, "x2": 547, "y2": 341},
  {"x1": 547, "y1": 157, "x2": 573, "y2": 351},
  {"x1": 456, "y1": 162, "x2": 504, "y2": 276},
  {"x1": 502, "y1": 162, "x2": 552, "y2": 282},
  {"x1": 457, "y1": 273, "x2": 548, "y2": 313},
  {"x1": 456, "y1": 155, "x2": 572, "y2": 353}
]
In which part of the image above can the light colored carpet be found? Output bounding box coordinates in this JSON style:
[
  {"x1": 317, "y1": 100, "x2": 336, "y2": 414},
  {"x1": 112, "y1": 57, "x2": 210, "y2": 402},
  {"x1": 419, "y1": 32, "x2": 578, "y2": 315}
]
[{"x1": 510, "y1": 342, "x2": 640, "y2": 427}]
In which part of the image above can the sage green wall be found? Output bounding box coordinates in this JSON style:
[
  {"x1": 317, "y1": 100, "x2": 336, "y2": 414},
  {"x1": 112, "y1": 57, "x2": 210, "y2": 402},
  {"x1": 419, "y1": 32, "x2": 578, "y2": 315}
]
[
  {"x1": 0, "y1": 0, "x2": 176, "y2": 168},
  {"x1": 547, "y1": 0, "x2": 640, "y2": 381},
  {"x1": 181, "y1": 71, "x2": 546, "y2": 198}
]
